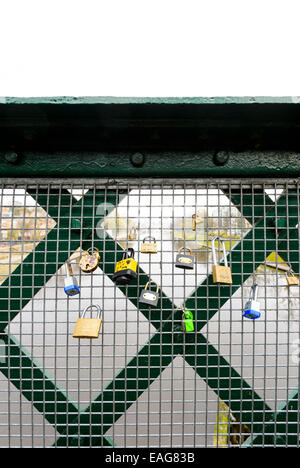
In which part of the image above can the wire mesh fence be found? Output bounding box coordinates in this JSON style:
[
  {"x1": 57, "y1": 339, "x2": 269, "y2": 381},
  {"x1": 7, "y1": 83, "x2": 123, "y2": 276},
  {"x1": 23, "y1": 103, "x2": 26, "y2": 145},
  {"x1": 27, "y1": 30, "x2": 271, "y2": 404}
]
[{"x1": 0, "y1": 178, "x2": 299, "y2": 448}]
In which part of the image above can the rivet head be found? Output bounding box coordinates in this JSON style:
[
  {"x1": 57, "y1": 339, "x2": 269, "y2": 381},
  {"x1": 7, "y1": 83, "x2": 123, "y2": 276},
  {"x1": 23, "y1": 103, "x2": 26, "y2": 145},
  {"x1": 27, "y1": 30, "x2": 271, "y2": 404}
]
[
  {"x1": 130, "y1": 152, "x2": 145, "y2": 168},
  {"x1": 4, "y1": 151, "x2": 19, "y2": 164},
  {"x1": 213, "y1": 151, "x2": 230, "y2": 166}
]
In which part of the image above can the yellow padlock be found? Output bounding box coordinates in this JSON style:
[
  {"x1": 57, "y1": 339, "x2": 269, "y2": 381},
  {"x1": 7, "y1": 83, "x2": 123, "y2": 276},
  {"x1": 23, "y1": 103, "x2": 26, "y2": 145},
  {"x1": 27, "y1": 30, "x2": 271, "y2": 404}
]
[
  {"x1": 211, "y1": 237, "x2": 232, "y2": 284},
  {"x1": 112, "y1": 248, "x2": 138, "y2": 285},
  {"x1": 73, "y1": 305, "x2": 102, "y2": 339}
]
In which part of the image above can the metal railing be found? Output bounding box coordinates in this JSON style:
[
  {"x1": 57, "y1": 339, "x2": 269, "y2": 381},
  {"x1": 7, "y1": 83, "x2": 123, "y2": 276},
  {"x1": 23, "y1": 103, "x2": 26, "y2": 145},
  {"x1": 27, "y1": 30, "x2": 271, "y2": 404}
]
[{"x1": 0, "y1": 178, "x2": 299, "y2": 447}]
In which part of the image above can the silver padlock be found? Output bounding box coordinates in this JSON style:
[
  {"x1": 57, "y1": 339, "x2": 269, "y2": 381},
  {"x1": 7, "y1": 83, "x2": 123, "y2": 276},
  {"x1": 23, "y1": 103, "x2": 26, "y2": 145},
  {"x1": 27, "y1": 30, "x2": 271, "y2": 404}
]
[
  {"x1": 139, "y1": 282, "x2": 159, "y2": 307},
  {"x1": 175, "y1": 247, "x2": 194, "y2": 270},
  {"x1": 243, "y1": 282, "x2": 260, "y2": 319},
  {"x1": 64, "y1": 262, "x2": 80, "y2": 297}
]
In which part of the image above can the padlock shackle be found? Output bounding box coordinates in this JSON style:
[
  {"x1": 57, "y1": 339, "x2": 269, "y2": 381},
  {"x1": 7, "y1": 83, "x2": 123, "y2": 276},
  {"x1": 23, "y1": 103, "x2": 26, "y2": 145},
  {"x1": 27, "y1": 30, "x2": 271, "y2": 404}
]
[
  {"x1": 211, "y1": 237, "x2": 228, "y2": 267},
  {"x1": 180, "y1": 304, "x2": 193, "y2": 319},
  {"x1": 178, "y1": 246, "x2": 193, "y2": 255},
  {"x1": 143, "y1": 236, "x2": 156, "y2": 243},
  {"x1": 81, "y1": 304, "x2": 102, "y2": 319},
  {"x1": 122, "y1": 248, "x2": 135, "y2": 260},
  {"x1": 86, "y1": 246, "x2": 99, "y2": 254},
  {"x1": 65, "y1": 261, "x2": 73, "y2": 277},
  {"x1": 144, "y1": 281, "x2": 159, "y2": 293},
  {"x1": 286, "y1": 268, "x2": 296, "y2": 278},
  {"x1": 182, "y1": 310, "x2": 193, "y2": 320},
  {"x1": 249, "y1": 282, "x2": 258, "y2": 302}
]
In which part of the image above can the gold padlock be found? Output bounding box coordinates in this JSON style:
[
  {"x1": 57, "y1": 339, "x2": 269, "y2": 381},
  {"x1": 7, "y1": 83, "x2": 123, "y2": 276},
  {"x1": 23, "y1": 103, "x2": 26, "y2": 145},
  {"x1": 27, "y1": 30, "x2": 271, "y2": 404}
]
[
  {"x1": 141, "y1": 236, "x2": 158, "y2": 254},
  {"x1": 73, "y1": 304, "x2": 102, "y2": 339},
  {"x1": 128, "y1": 227, "x2": 137, "y2": 241},
  {"x1": 286, "y1": 269, "x2": 299, "y2": 286},
  {"x1": 211, "y1": 236, "x2": 232, "y2": 284},
  {"x1": 79, "y1": 247, "x2": 100, "y2": 273},
  {"x1": 192, "y1": 213, "x2": 202, "y2": 231}
]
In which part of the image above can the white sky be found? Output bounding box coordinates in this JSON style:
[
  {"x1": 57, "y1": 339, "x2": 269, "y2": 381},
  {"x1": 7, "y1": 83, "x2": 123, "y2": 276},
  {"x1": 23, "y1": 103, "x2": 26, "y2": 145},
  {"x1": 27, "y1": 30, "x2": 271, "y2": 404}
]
[{"x1": 0, "y1": 0, "x2": 299, "y2": 97}]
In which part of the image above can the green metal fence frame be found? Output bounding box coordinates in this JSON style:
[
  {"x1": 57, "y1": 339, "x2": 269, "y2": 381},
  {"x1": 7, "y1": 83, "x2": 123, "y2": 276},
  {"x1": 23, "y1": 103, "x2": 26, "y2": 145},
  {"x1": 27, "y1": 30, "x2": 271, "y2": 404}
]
[{"x1": 1, "y1": 97, "x2": 300, "y2": 447}]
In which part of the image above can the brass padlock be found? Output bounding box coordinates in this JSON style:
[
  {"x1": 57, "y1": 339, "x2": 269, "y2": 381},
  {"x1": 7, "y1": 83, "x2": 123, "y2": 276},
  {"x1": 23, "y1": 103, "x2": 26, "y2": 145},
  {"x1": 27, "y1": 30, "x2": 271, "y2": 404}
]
[
  {"x1": 192, "y1": 213, "x2": 202, "y2": 231},
  {"x1": 73, "y1": 304, "x2": 102, "y2": 339},
  {"x1": 141, "y1": 236, "x2": 158, "y2": 254},
  {"x1": 139, "y1": 282, "x2": 159, "y2": 307},
  {"x1": 212, "y1": 237, "x2": 232, "y2": 284},
  {"x1": 128, "y1": 227, "x2": 137, "y2": 241},
  {"x1": 175, "y1": 247, "x2": 194, "y2": 270},
  {"x1": 112, "y1": 248, "x2": 138, "y2": 285},
  {"x1": 286, "y1": 269, "x2": 299, "y2": 286},
  {"x1": 79, "y1": 247, "x2": 100, "y2": 273}
]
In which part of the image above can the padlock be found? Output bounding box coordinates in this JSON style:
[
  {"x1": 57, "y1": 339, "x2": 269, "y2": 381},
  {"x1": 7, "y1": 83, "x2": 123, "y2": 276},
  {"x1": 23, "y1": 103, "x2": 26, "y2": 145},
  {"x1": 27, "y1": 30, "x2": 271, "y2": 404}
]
[
  {"x1": 286, "y1": 269, "x2": 299, "y2": 286},
  {"x1": 181, "y1": 308, "x2": 195, "y2": 332},
  {"x1": 112, "y1": 248, "x2": 138, "y2": 285},
  {"x1": 79, "y1": 247, "x2": 100, "y2": 273},
  {"x1": 211, "y1": 237, "x2": 232, "y2": 284},
  {"x1": 73, "y1": 304, "x2": 102, "y2": 338},
  {"x1": 128, "y1": 227, "x2": 137, "y2": 241},
  {"x1": 141, "y1": 236, "x2": 158, "y2": 254},
  {"x1": 139, "y1": 282, "x2": 159, "y2": 307},
  {"x1": 64, "y1": 262, "x2": 80, "y2": 297},
  {"x1": 175, "y1": 247, "x2": 194, "y2": 270},
  {"x1": 192, "y1": 213, "x2": 202, "y2": 231},
  {"x1": 243, "y1": 282, "x2": 260, "y2": 319}
]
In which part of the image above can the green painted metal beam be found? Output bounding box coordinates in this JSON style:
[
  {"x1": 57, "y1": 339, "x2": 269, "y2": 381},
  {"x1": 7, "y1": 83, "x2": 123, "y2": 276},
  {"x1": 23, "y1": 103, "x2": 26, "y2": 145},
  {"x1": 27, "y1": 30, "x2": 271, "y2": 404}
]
[
  {"x1": 2, "y1": 97, "x2": 300, "y2": 155},
  {"x1": 2, "y1": 153, "x2": 300, "y2": 178}
]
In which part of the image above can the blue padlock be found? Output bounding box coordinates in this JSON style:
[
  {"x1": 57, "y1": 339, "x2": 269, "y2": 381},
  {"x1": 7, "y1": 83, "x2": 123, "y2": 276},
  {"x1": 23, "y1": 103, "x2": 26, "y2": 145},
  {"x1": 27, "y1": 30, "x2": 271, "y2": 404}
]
[
  {"x1": 243, "y1": 282, "x2": 260, "y2": 319},
  {"x1": 64, "y1": 262, "x2": 80, "y2": 297}
]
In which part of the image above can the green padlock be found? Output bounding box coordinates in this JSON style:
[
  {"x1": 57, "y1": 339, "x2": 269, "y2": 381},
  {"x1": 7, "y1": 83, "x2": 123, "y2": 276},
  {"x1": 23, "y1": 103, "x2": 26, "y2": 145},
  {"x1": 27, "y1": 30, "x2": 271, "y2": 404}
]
[{"x1": 181, "y1": 309, "x2": 194, "y2": 333}]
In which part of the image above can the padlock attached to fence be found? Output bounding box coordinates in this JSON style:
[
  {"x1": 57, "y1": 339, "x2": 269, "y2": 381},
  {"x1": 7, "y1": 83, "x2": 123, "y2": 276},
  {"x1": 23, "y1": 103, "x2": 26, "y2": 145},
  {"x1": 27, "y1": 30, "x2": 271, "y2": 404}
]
[
  {"x1": 192, "y1": 213, "x2": 202, "y2": 231},
  {"x1": 141, "y1": 236, "x2": 158, "y2": 254},
  {"x1": 128, "y1": 227, "x2": 137, "y2": 241},
  {"x1": 73, "y1": 304, "x2": 103, "y2": 338},
  {"x1": 79, "y1": 247, "x2": 100, "y2": 273},
  {"x1": 112, "y1": 248, "x2": 138, "y2": 285},
  {"x1": 243, "y1": 282, "x2": 260, "y2": 319},
  {"x1": 286, "y1": 269, "x2": 299, "y2": 286},
  {"x1": 181, "y1": 307, "x2": 195, "y2": 332},
  {"x1": 211, "y1": 237, "x2": 232, "y2": 284},
  {"x1": 175, "y1": 247, "x2": 194, "y2": 270},
  {"x1": 64, "y1": 262, "x2": 80, "y2": 296},
  {"x1": 139, "y1": 282, "x2": 159, "y2": 307}
]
